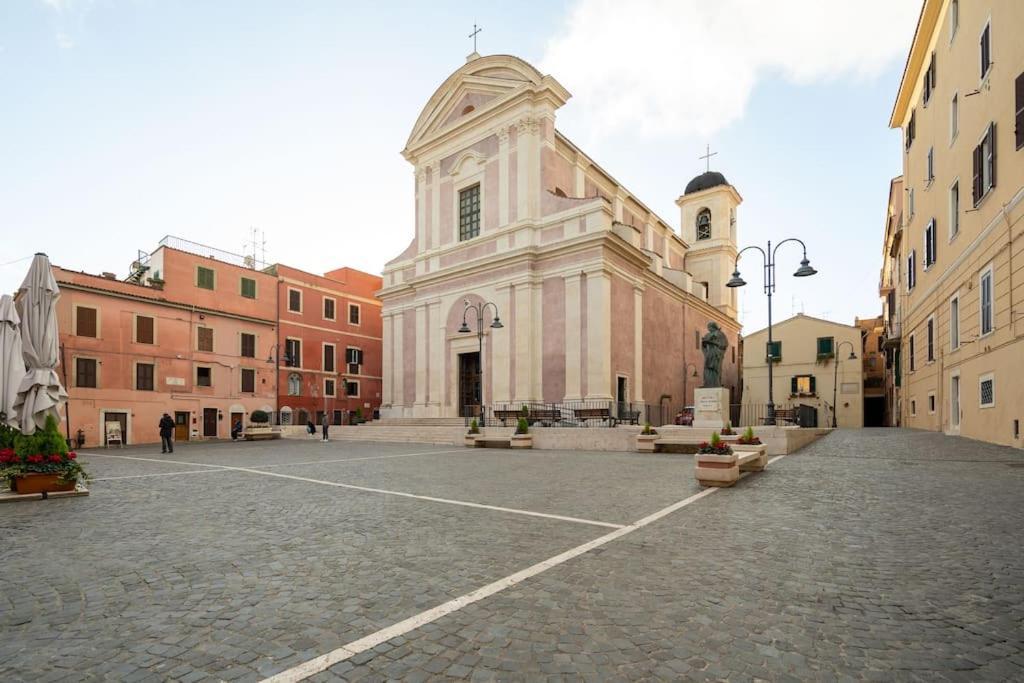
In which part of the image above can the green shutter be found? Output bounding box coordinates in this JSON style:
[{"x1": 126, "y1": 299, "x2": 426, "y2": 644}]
[
  {"x1": 197, "y1": 267, "x2": 215, "y2": 290},
  {"x1": 767, "y1": 341, "x2": 781, "y2": 362},
  {"x1": 809, "y1": 376, "x2": 817, "y2": 394},
  {"x1": 241, "y1": 277, "x2": 256, "y2": 299},
  {"x1": 791, "y1": 377, "x2": 798, "y2": 395},
  {"x1": 817, "y1": 337, "x2": 834, "y2": 358}
]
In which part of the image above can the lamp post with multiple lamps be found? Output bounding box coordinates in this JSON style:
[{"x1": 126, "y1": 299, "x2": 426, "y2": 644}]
[
  {"x1": 831, "y1": 340, "x2": 858, "y2": 428},
  {"x1": 457, "y1": 299, "x2": 504, "y2": 424},
  {"x1": 726, "y1": 239, "x2": 818, "y2": 425}
]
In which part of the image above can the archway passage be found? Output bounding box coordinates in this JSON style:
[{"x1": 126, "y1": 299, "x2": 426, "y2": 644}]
[
  {"x1": 864, "y1": 397, "x2": 885, "y2": 427},
  {"x1": 458, "y1": 352, "x2": 481, "y2": 418}
]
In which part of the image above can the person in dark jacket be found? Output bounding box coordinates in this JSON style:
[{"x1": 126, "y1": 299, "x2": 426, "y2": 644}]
[
  {"x1": 159, "y1": 413, "x2": 175, "y2": 453},
  {"x1": 306, "y1": 419, "x2": 316, "y2": 438},
  {"x1": 321, "y1": 416, "x2": 330, "y2": 442},
  {"x1": 231, "y1": 418, "x2": 243, "y2": 441}
]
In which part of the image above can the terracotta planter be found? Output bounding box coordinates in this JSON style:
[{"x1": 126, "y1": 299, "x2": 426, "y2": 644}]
[
  {"x1": 10, "y1": 473, "x2": 77, "y2": 494},
  {"x1": 636, "y1": 433, "x2": 659, "y2": 452}
]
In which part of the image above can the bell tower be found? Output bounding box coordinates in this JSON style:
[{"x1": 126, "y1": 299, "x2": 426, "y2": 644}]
[{"x1": 677, "y1": 170, "x2": 741, "y2": 320}]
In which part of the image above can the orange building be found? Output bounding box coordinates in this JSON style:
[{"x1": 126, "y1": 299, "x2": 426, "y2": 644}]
[
  {"x1": 270, "y1": 264, "x2": 383, "y2": 426},
  {"x1": 56, "y1": 240, "x2": 278, "y2": 446}
]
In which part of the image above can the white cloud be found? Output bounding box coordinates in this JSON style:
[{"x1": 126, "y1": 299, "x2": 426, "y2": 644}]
[
  {"x1": 541, "y1": 0, "x2": 921, "y2": 138},
  {"x1": 55, "y1": 30, "x2": 74, "y2": 49}
]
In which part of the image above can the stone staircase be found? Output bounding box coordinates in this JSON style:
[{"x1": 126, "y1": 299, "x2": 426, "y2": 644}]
[
  {"x1": 371, "y1": 417, "x2": 468, "y2": 427},
  {"x1": 284, "y1": 424, "x2": 465, "y2": 445}
]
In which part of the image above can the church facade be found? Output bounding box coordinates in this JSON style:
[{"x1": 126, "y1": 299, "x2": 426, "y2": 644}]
[{"x1": 378, "y1": 53, "x2": 742, "y2": 420}]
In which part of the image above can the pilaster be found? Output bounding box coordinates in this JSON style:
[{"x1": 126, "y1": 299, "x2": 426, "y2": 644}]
[
  {"x1": 416, "y1": 167, "x2": 427, "y2": 253},
  {"x1": 382, "y1": 313, "x2": 393, "y2": 406},
  {"x1": 585, "y1": 269, "x2": 613, "y2": 400},
  {"x1": 428, "y1": 301, "x2": 443, "y2": 410},
  {"x1": 392, "y1": 309, "x2": 405, "y2": 409},
  {"x1": 431, "y1": 164, "x2": 441, "y2": 248},
  {"x1": 492, "y1": 285, "x2": 512, "y2": 403},
  {"x1": 516, "y1": 117, "x2": 540, "y2": 222},
  {"x1": 563, "y1": 272, "x2": 583, "y2": 400},
  {"x1": 633, "y1": 285, "x2": 645, "y2": 406},
  {"x1": 498, "y1": 126, "x2": 510, "y2": 227},
  {"x1": 513, "y1": 280, "x2": 535, "y2": 402},
  {"x1": 414, "y1": 304, "x2": 428, "y2": 407}
]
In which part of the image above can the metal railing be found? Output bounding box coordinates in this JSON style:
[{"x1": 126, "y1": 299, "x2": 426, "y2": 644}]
[{"x1": 466, "y1": 400, "x2": 673, "y2": 429}]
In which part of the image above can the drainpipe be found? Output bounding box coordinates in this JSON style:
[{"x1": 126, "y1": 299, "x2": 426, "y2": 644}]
[{"x1": 59, "y1": 342, "x2": 71, "y2": 443}]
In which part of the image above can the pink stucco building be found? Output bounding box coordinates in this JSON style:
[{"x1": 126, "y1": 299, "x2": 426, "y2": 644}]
[
  {"x1": 378, "y1": 54, "x2": 742, "y2": 422},
  {"x1": 56, "y1": 242, "x2": 278, "y2": 445}
]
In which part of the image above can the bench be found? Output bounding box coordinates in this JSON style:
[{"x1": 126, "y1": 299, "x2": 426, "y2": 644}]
[
  {"x1": 573, "y1": 407, "x2": 615, "y2": 426},
  {"x1": 493, "y1": 410, "x2": 522, "y2": 426},
  {"x1": 694, "y1": 445, "x2": 769, "y2": 487},
  {"x1": 762, "y1": 409, "x2": 796, "y2": 426},
  {"x1": 618, "y1": 410, "x2": 641, "y2": 426},
  {"x1": 527, "y1": 409, "x2": 561, "y2": 426}
]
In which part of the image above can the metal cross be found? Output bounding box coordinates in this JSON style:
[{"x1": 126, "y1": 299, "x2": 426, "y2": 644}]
[
  {"x1": 469, "y1": 23, "x2": 482, "y2": 52},
  {"x1": 699, "y1": 144, "x2": 717, "y2": 172}
]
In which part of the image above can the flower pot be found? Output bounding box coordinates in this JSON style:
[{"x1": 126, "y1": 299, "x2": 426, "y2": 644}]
[
  {"x1": 510, "y1": 434, "x2": 533, "y2": 449},
  {"x1": 464, "y1": 435, "x2": 479, "y2": 447},
  {"x1": 694, "y1": 453, "x2": 739, "y2": 487},
  {"x1": 10, "y1": 473, "x2": 76, "y2": 494},
  {"x1": 636, "y1": 434, "x2": 659, "y2": 452}
]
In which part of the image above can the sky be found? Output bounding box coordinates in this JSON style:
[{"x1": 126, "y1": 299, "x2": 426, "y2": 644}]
[{"x1": 0, "y1": 0, "x2": 922, "y2": 333}]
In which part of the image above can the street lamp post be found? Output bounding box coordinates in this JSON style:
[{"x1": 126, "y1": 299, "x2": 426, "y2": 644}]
[
  {"x1": 831, "y1": 340, "x2": 858, "y2": 428},
  {"x1": 726, "y1": 239, "x2": 818, "y2": 425},
  {"x1": 458, "y1": 299, "x2": 504, "y2": 425}
]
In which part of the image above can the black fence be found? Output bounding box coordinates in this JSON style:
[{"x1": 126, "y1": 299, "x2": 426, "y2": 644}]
[{"x1": 467, "y1": 401, "x2": 674, "y2": 429}]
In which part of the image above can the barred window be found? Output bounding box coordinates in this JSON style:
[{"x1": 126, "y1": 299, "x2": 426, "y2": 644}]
[
  {"x1": 980, "y1": 377, "x2": 994, "y2": 406},
  {"x1": 696, "y1": 209, "x2": 711, "y2": 240},
  {"x1": 459, "y1": 184, "x2": 480, "y2": 241}
]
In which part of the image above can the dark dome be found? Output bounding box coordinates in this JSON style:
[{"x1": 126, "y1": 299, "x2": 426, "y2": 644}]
[{"x1": 684, "y1": 171, "x2": 728, "y2": 195}]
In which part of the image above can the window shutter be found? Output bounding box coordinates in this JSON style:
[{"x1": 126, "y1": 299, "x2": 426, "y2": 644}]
[
  {"x1": 357, "y1": 349, "x2": 364, "y2": 364},
  {"x1": 972, "y1": 143, "x2": 982, "y2": 204},
  {"x1": 988, "y1": 123, "x2": 997, "y2": 190},
  {"x1": 931, "y1": 53, "x2": 936, "y2": 91},
  {"x1": 809, "y1": 376, "x2": 817, "y2": 394},
  {"x1": 1016, "y1": 72, "x2": 1024, "y2": 149},
  {"x1": 791, "y1": 377, "x2": 798, "y2": 395}
]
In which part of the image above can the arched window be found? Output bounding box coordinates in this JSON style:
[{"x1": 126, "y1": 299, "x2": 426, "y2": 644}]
[
  {"x1": 696, "y1": 209, "x2": 712, "y2": 240},
  {"x1": 288, "y1": 373, "x2": 302, "y2": 396},
  {"x1": 279, "y1": 407, "x2": 292, "y2": 425}
]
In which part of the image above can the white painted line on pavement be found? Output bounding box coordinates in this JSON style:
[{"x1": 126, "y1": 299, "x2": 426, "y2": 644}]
[
  {"x1": 262, "y1": 453, "x2": 790, "y2": 683},
  {"x1": 252, "y1": 449, "x2": 467, "y2": 469},
  {"x1": 229, "y1": 466, "x2": 625, "y2": 529}
]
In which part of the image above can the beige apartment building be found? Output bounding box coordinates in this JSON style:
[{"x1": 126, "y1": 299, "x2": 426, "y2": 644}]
[
  {"x1": 856, "y1": 315, "x2": 886, "y2": 427},
  {"x1": 742, "y1": 314, "x2": 864, "y2": 429},
  {"x1": 890, "y1": 0, "x2": 1023, "y2": 447},
  {"x1": 880, "y1": 176, "x2": 905, "y2": 428}
]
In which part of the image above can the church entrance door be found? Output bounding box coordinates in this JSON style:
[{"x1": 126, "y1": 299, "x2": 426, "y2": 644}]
[{"x1": 458, "y1": 352, "x2": 481, "y2": 418}]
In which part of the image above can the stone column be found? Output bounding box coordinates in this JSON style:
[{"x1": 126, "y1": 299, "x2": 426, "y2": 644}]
[
  {"x1": 414, "y1": 304, "x2": 428, "y2": 410},
  {"x1": 516, "y1": 117, "x2": 539, "y2": 222},
  {"x1": 382, "y1": 313, "x2": 393, "y2": 406},
  {"x1": 513, "y1": 280, "x2": 534, "y2": 402},
  {"x1": 498, "y1": 127, "x2": 510, "y2": 227},
  {"x1": 428, "y1": 300, "x2": 443, "y2": 415},
  {"x1": 416, "y1": 167, "x2": 427, "y2": 252},
  {"x1": 563, "y1": 272, "x2": 583, "y2": 400},
  {"x1": 573, "y1": 159, "x2": 586, "y2": 197},
  {"x1": 392, "y1": 309, "x2": 405, "y2": 412},
  {"x1": 491, "y1": 285, "x2": 512, "y2": 403},
  {"x1": 431, "y1": 164, "x2": 441, "y2": 248},
  {"x1": 633, "y1": 285, "x2": 644, "y2": 407},
  {"x1": 585, "y1": 270, "x2": 613, "y2": 400}
]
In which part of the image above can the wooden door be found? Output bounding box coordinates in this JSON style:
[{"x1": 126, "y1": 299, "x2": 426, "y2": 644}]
[
  {"x1": 203, "y1": 408, "x2": 218, "y2": 437},
  {"x1": 458, "y1": 352, "x2": 481, "y2": 418},
  {"x1": 174, "y1": 412, "x2": 190, "y2": 441}
]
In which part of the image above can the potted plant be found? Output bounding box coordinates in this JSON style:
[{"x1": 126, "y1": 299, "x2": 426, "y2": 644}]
[
  {"x1": 355, "y1": 407, "x2": 365, "y2": 425},
  {"x1": 465, "y1": 419, "x2": 480, "y2": 447},
  {"x1": 736, "y1": 426, "x2": 762, "y2": 445},
  {"x1": 636, "y1": 422, "x2": 659, "y2": 452},
  {"x1": 244, "y1": 410, "x2": 279, "y2": 440},
  {"x1": 694, "y1": 432, "x2": 739, "y2": 488},
  {"x1": 1, "y1": 416, "x2": 89, "y2": 494},
  {"x1": 511, "y1": 416, "x2": 532, "y2": 449}
]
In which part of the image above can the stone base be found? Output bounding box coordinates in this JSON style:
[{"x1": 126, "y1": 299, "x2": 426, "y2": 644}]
[
  {"x1": 509, "y1": 434, "x2": 533, "y2": 449},
  {"x1": 693, "y1": 387, "x2": 730, "y2": 430},
  {"x1": 694, "y1": 452, "x2": 739, "y2": 487}
]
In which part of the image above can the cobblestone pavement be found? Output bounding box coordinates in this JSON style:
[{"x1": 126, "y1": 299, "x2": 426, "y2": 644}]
[{"x1": 2, "y1": 430, "x2": 1023, "y2": 681}]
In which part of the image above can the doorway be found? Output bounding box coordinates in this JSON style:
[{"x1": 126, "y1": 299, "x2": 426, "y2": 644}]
[
  {"x1": 103, "y1": 411, "x2": 128, "y2": 446},
  {"x1": 174, "y1": 411, "x2": 190, "y2": 441},
  {"x1": 863, "y1": 397, "x2": 885, "y2": 427},
  {"x1": 950, "y1": 373, "x2": 960, "y2": 433},
  {"x1": 616, "y1": 376, "x2": 628, "y2": 418},
  {"x1": 230, "y1": 411, "x2": 244, "y2": 435},
  {"x1": 203, "y1": 408, "x2": 218, "y2": 438},
  {"x1": 458, "y1": 352, "x2": 481, "y2": 418}
]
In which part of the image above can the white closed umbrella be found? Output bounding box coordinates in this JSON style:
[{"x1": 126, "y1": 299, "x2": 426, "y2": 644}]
[
  {"x1": 0, "y1": 294, "x2": 27, "y2": 429},
  {"x1": 13, "y1": 253, "x2": 68, "y2": 434}
]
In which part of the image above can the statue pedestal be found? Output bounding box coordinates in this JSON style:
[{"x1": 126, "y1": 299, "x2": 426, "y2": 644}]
[{"x1": 693, "y1": 387, "x2": 730, "y2": 430}]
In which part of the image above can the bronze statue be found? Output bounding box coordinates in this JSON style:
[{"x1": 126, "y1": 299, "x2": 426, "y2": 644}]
[{"x1": 701, "y1": 321, "x2": 728, "y2": 388}]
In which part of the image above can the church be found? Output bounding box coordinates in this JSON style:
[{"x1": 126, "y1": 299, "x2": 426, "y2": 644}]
[{"x1": 377, "y1": 53, "x2": 742, "y2": 421}]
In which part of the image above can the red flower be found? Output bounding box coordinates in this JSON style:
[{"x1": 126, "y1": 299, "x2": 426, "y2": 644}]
[
  {"x1": 49, "y1": 454, "x2": 63, "y2": 463},
  {"x1": 68, "y1": 452, "x2": 77, "y2": 460}
]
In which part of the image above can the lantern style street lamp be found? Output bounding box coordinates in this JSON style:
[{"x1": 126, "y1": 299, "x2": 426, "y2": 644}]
[
  {"x1": 726, "y1": 238, "x2": 818, "y2": 425},
  {"x1": 458, "y1": 299, "x2": 504, "y2": 424},
  {"x1": 831, "y1": 340, "x2": 858, "y2": 428}
]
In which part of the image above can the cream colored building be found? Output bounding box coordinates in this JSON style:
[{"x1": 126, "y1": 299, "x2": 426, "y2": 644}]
[
  {"x1": 879, "y1": 176, "x2": 905, "y2": 427},
  {"x1": 889, "y1": 0, "x2": 1023, "y2": 447},
  {"x1": 377, "y1": 53, "x2": 743, "y2": 420},
  {"x1": 742, "y1": 314, "x2": 864, "y2": 428}
]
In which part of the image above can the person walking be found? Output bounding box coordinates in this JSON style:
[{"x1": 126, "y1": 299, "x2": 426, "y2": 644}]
[
  {"x1": 321, "y1": 416, "x2": 330, "y2": 442},
  {"x1": 306, "y1": 419, "x2": 316, "y2": 439},
  {"x1": 159, "y1": 413, "x2": 175, "y2": 453},
  {"x1": 231, "y1": 418, "x2": 243, "y2": 441}
]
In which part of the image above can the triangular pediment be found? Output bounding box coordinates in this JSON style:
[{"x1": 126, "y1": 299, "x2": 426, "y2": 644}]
[{"x1": 404, "y1": 55, "x2": 570, "y2": 157}]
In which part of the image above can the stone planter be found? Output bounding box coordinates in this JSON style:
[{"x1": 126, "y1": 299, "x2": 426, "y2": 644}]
[
  {"x1": 510, "y1": 434, "x2": 533, "y2": 449},
  {"x1": 720, "y1": 434, "x2": 739, "y2": 442},
  {"x1": 636, "y1": 433, "x2": 659, "y2": 452},
  {"x1": 10, "y1": 473, "x2": 77, "y2": 494},
  {"x1": 244, "y1": 426, "x2": 279, "y2": 441},
  {"x1": 734, "y1": 443, "x2": 768, "y2": 471},
  {"x1": 464, "y1": 434, "x2": 479, "y2": 447},
  {"x1": 694, "y1": 452, "x2": 739, "y2": 487}
]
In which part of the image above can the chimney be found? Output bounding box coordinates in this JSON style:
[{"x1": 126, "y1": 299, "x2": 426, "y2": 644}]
[{"x1": 101, "y1": 272, "x2": 117, "y2": 280}]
